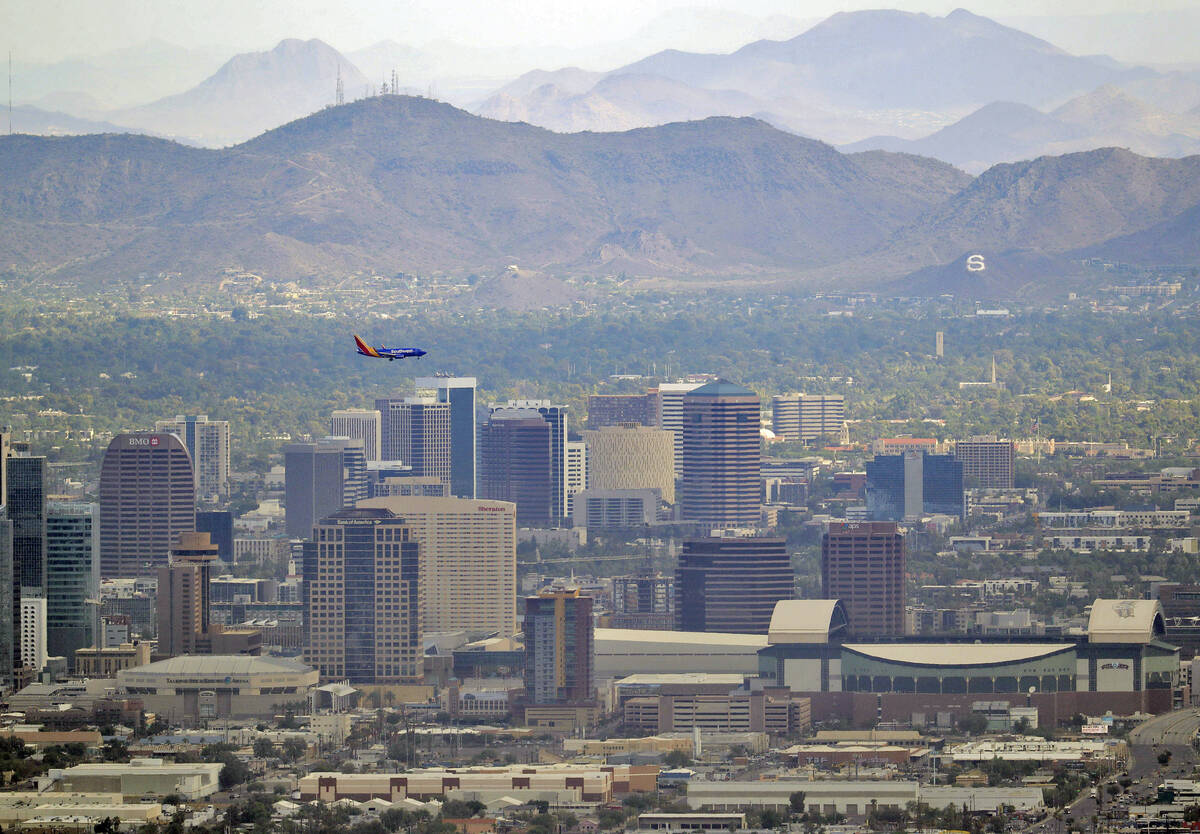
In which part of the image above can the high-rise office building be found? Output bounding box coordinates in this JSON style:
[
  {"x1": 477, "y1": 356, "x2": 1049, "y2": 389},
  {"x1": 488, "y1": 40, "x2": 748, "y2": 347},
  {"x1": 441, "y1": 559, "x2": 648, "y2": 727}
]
[
  {"x1": 821, "y1": 521, "x2": 905, "y2": 638},
  {"x1": 283, "y1": 438, "x2": 368, "y2": 539},
  {"x1": 415, "y1": 376, "x2": 478, "y2": 499},
  {"x1": 584, "y1": 424, "x2": 675, "y2": 504},
  {"x1": 587, "y1": 394, "x2": 658, "y2": 430},
  {"x1": 771, "y1": 394, "x2": 845, "y2": 443},
  {"x1": 524, "y1": 589, "x2": 594, "y2": 705},
  {"x1": 654, "y1": 382, "x2": 704, "y2": 477},
  {"x1": 954, "y1": 436, "x2": 1015, "y2": 490},
  {"x1": 46, "y1": 502, "x2": 99, "y2": 665},
  {"x1": 20, "y1": 596, "x2": 46, "y2": 672},
  {"x1": 6, "y1": 453, "x2": 47, "y2": 593},
  {"x1": 0, "y1": 430, "x2": 9, "y2": 503},
  {"x1": 154, "y1": 415, "x2": 231, "y2": 501},
  {"x1": 680, "y1": 381, "x2": 762, "y2": 529},
  {"x1": 195, "y1": 510, "x2": 233, "y2": 562},
  {"x1": 0, "y1": 509, "x2": 13, "y2": 690},
  {"x1": 99, "y1": 433, "x2": 195, "y2": 578},
  {"x1": 611, "y1": 574, "x2": 674, "y2": 630},
  {"x1": 303, "y1": 508, "x2": 421, "y2": 683},
  {"x1": 329, "y1": 409, "x2": 382, "y2": 462},
  {"x1": 490, "y1": 401, "x2": 568, "y2": 522},
  {"x1": 157, "y1": 532, "x2": 219, "y2": 658},
  {"x1": 479, "y1": 410, "x2": 553, "y2": 526},
  {"x1": 375, "y1": 397, "x2": 451, "y2": 484},
  {"x1": 865, "y1": 452, "x2": 964, "y2": 521},
  {"x1": 674, "y1": 535, "x2": 793, "y2": 634},
  {"x1": 361, "y1": 496, "x2": 517, "y2": 636},
  {"x1": 565, "y1": 439, "x2": 587, "y2": 519}
]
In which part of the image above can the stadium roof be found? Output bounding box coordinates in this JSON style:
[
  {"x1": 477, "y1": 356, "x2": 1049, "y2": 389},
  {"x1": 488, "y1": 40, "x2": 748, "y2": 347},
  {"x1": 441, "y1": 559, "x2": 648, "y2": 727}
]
[
  {"x1": 842, "y1": 643, "x2": 1076, "y2": 667},
  {"x1": 768, "y1": 600, "x2": 849, "y2": 644},
  {"x1": 1087, "y1": 599, "x2": 1165, "y2": 643}
]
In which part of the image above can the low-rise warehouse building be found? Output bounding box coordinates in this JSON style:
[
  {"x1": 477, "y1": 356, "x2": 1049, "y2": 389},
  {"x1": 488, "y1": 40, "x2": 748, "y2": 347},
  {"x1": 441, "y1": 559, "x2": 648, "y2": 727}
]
[
  {"x1": 948, "y1": 737, "x2": 1125, "y2": 763},
  {"x1": 686, "y1": 780, "x2": 1044, "y2": 815},
  {"x1": 299, "y1": 764, "x2": 657, "y2": 805},
  {"x1": 0, "y1": 793, "x2": 162, "y2": 830},
  {"x1": 47, "y1": 759, "x2": 223, "y2": 800}
]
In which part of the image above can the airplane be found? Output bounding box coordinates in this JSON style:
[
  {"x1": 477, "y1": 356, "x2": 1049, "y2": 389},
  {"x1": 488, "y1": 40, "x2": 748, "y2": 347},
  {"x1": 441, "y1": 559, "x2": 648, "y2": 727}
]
[{"x1": 354, "y1": 334, "x2": 427, "y2": 361}]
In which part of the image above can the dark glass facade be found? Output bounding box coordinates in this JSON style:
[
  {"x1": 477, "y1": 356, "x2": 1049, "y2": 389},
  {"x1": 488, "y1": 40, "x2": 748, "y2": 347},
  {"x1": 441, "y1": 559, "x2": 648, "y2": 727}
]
[{"x1": 675, "y1": 536, "x2": 794, "y2": 634}]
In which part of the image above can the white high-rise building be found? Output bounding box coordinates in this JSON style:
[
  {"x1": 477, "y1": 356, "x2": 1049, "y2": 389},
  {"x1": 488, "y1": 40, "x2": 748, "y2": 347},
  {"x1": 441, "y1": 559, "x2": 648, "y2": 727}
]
[
  {"x1": 654, "y1": 382, "x2": 705, "y2": 477},
  {"x1": 360, "y1": 496, "x2": 518, "y2": 636},
  {"x1": 20, "y1": 596, "x2": 47, "y2": 673},
  {"x1": 565, "y1": 440, "x2": 588, "y2": 519},
  {"x1": 154, "y1": 415, "x2": 230, "y2": 501},
  {"x1": 771, "y1": 394, "x2": 845, "y2": 443},
  {"x1": 329, "y1": 409, "x2": 383, "y2": 462},
  {"x1": 415, "y1": 376, "x2": 478, "y2": 499}
]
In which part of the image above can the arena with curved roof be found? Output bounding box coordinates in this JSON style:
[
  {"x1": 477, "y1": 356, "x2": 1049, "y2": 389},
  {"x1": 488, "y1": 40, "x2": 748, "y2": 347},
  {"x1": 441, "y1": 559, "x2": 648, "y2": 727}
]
[{"x1": 757, "y1": 598, "x2": 1178, "y2": 726}]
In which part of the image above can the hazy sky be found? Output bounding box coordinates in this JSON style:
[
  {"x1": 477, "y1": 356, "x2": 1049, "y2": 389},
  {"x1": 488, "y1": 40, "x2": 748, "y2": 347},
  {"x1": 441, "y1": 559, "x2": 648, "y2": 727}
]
[{"x1": 5, "y1": 0, "x2": 1199, "y2": 62}]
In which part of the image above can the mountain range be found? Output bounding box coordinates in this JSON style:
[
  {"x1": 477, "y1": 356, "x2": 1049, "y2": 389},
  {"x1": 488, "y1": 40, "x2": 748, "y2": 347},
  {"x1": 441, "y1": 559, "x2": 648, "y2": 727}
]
[
  {"x1": 11, "y1": 8, "x2": 1200, "y2": 170},
  {"x1": 3, "y1": 96, "x2": 1199, "y2": 299}
]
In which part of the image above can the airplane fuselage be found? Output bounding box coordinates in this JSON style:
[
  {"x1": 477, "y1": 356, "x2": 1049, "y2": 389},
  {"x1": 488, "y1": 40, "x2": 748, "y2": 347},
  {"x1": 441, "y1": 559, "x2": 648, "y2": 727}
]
[{"x1": 354, "y1": 335, "x2": 427, "y2": 361}]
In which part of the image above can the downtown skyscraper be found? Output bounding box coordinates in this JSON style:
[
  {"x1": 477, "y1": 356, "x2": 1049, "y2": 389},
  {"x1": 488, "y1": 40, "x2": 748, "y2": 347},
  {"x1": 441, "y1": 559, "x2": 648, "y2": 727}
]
[
  {"x1": 416, "y1": 376, "x2": 478, "y2": 498},
  {"x1": 98, "y1": 433, "x2": 195, "y2": 578},
  {"x1": 680, "y1": 381, "x2": 762, "y2": 529},
  {"x1": 302, "y1": 508, "x2": 421, "y2": 683},
  {"x1": 155, "y1": 415, "x2": 231, "y2": 501}
]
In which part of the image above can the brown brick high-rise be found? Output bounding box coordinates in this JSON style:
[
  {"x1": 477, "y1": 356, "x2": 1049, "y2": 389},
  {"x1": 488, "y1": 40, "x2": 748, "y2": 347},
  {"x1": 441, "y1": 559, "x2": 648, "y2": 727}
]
[
  {"x1": 821, "y1": 522, "x2": 905, "y2": 638},
  {"x1": 99, "y1": 433, "x2": 195, "y2": 578}
]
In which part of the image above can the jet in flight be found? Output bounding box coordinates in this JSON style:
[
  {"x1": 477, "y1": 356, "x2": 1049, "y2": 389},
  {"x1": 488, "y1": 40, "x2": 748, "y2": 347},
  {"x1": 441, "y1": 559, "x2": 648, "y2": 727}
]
[{"x1": 354, "y1": 334, "x2": 427, "y2": 361}]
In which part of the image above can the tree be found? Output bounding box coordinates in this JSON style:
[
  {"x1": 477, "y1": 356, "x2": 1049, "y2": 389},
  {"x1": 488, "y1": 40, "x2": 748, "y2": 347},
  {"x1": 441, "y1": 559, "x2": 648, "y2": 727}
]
[
  {"x1": 252, "y1": 738, "x2": 276, "y2": 759},
  {"x1": 1158, "y1": 751, "x2": 1172, "y2": 766},
  {"x1": 218, "y1": 754, "x2": 251, "y2": 791},
  {"x1": 759, "y1": 809, "x2": 786, "y2": 829},
  {"x1": 663, "y1": 749, "x2": 692, "y2": 769},
  {"x1": 958, "y1": 713, "x2": 989, "y2": 735},
  {"x1": 282, "y1": 738, "x2": 308, "y2": 762},
  {"x1": 789, "y1": 791, "x2": 807, "y2": 815}
]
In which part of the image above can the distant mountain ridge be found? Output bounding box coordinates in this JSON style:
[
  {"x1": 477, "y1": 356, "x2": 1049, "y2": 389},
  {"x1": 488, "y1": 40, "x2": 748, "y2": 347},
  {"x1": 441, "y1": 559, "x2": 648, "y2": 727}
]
[
  {"x1": 845, "y1": 85, "x2": 1200, "y2": 172},
  {"x1": 3, "y1": 97, "x2": 1200, "y2": 300},
  {"x1": 476, "y1": 8, "x2": 1150, "y2": 143},
  {"x1": 108, "y1": 38, "x2": 368, "y2": 146}
]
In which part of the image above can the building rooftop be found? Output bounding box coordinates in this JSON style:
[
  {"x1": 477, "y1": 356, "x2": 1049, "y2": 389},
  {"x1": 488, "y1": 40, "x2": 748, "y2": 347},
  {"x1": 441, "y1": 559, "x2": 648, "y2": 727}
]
[
  {"x1": 116, "y1": 654, "x2": 314, "y2": 678},
  {"x1": 841, "y1": 643, "x2": 1076, "y2": 666},
  {"x1": 596, "y1": 628, "x2": 768, "y2": 649},
  {"x1": 687, "y1": 380, "x2": 757, "y2": 398},
  {"x1": 614, "y1": 673, "x2": 746, "y2": 687},
  {"x1": 1087, "y1": 598, "x2": 1166, "y2": 643},
  {"x1": 768, "y1": 600, "x2": 849, "y2": 645}
]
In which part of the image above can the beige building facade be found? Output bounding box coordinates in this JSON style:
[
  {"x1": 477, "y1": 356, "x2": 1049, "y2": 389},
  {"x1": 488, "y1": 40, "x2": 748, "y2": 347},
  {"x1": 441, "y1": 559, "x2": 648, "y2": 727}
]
[
  {"x1": 360, "y1": 496, "x2": 517, "y2": 637},
  {"x1": 583, "y1": 424, "x2": 675, "y2": 504}
]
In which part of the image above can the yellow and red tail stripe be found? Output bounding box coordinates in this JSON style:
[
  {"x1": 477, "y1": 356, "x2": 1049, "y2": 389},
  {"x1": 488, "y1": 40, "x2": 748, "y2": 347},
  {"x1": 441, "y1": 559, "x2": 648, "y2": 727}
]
[{"x1": 354, "y1": 335, "x2": 382, "y2": 358}]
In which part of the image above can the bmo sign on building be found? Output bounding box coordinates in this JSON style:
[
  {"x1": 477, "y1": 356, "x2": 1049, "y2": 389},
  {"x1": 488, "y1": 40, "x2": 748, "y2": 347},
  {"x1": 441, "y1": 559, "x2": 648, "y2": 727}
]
[{"x1": 98, "y1": 432, "x2": 196, "y2": 577}]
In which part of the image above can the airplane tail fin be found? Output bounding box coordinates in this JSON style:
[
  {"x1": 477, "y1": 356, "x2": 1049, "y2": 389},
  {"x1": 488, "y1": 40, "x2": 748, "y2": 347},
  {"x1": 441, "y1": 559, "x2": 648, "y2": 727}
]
[{"x1": 353, "y1": 334, "x2": 378, "y2": 357}]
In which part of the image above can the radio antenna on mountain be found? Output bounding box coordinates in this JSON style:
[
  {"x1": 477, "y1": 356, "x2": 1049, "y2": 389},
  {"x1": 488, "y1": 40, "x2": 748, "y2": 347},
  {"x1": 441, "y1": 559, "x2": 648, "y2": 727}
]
[{"x1": 335, "y1": 65, "x2": 345, "y2": 106}]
